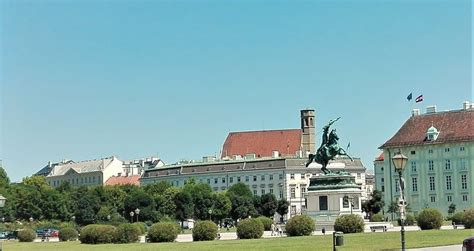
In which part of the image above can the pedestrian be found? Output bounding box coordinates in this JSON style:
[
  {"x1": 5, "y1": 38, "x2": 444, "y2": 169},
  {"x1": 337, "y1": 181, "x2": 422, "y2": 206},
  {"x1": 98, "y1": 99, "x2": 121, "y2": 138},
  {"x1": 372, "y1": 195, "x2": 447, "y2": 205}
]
[
  {"x1": 322, "y1": 227, "x2": 326, "y2": 235},
  {"x1": 271, "y1": 223, "x2": 275, "y2": 236}
]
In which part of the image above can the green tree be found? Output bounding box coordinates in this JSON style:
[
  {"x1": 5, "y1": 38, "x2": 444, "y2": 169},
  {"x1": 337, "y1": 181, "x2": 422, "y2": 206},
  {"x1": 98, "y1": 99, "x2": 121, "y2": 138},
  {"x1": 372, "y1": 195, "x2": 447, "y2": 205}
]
[
  {"x1": 367, "y1": 190, "x2": 385, "y2": 215},
  {"x1": 75, "y1": 192, "x2": 100, "y2": 225},
  {"x1": 174, "y1": 191, "x2": 194, "y2": 231},
  {"x1": 155, "y1": 187, "x2": 179, "y2": 219},
  {"x1": 124, "y1": 190, "x2": 156, "y2": 222},
  {"x1": 276, "y1": 198, "x2": 290, "y2": 222},
  {"x1": 260, "y1": 194, "x2": 277, "y2": 218},
  {"x1": 0, "y1": 166, "x2": 10, "y2": 188},
  {"x1": 210, "y1": 192, "x2": 231, "y2": 222},
  {"x1": 227, "y1": 183, "x2": 253, "y2": 198},
  {"x1": 183, "y1": 182, "x2": 213, "y2": 220},
  {"x1": 448, "y1": 203, "x2": 456, "y2": 215},
  {"x1": 387, "y1": 201, "x2": 399, "y2": 214}
]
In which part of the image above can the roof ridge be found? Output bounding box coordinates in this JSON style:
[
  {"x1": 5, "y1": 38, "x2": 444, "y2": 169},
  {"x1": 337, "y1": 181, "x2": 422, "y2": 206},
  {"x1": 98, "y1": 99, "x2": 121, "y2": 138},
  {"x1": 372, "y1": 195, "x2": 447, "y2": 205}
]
[{"x1": 229, "y1": 128, "x2": 301, "y2": 134}]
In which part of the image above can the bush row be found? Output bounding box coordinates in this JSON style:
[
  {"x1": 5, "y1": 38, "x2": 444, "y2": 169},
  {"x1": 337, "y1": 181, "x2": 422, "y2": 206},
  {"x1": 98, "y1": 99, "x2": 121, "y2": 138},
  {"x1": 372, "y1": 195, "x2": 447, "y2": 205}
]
[{"x1": 79, "y1": 224, "x2": 142, "y2": 244}]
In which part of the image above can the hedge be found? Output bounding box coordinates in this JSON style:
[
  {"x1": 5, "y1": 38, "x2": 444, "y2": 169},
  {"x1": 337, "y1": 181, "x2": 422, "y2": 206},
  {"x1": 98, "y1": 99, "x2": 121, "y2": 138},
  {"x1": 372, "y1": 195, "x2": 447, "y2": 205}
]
[
  {"x1": 114, "y1": 223, "x2": 140, "y2": 244},
  {"x1": 18, "y1": 228, "x2": 36, "y2": 242},
  {"x1": 463, "y1": 208, "x2": 474, "y2": 229},
  {"x1": 334, "y1": 214, "x2": 364, "y2": 233},
  {"x1": 192, "y1": 221, "x2": 217, "y2": 241},
  {"x1": 370, "y1": 213, "x2": 384, "y2": 222},
  {"x1": 236, "y1": 218, "x2": 264, "y2": 239},
  {"x1": 256, "y1": 216, "x2": 273, "y2": 231},
  {"x1": 285, "y1": 215, "x2": 315, "y2": 236},
  {"x1": 59, "y1": 227, "x2": 78, "y2": 241},
  {"x1": 147, "y1": 222, "x2": 180, "y2": 242},
  {"x1": 131, "y1": 222, "x2": 146, "y2": 235},
  {"x1": 79, "y1": 224, "x2": 116, "y2": 244},
  {"x1": 416, "y1": 208, "x2": 443, "y2": 230},
  {"x1": 451, "y1": 212, "x2": 465, "y2": 225}
]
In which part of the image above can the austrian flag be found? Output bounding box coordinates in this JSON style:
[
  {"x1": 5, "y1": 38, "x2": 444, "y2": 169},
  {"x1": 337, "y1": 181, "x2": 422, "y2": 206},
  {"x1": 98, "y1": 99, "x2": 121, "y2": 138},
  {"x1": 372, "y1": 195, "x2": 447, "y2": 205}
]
[{"x1": 415, "y1": 95, "x2": 423, "y2": 103}]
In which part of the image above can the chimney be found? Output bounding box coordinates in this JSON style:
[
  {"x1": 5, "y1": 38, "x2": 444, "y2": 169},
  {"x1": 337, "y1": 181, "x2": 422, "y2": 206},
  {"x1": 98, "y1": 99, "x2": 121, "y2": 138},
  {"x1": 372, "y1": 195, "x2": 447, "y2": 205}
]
[
  {"x1": 48, "y1": 161, "x2": 52, "y2": 168},
  {"x1": 272, "y1": 151, "x2": 279, "y2": 158},
  {"x1": 411, "y1": 109, "x2": 420, "y2": 116},
  {"x1": 426, "y1": 105, "x2": 437, "y2": 114}
]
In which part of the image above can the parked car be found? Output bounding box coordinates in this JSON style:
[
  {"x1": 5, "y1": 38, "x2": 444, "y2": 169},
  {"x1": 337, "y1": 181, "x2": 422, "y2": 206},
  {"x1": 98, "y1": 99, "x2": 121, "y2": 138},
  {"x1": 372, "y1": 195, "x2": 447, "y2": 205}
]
[
  {"x1": 463, "y1": 237, "x2": 474, "y2": 251},
  {"x1": 0, "y1": 231, "x2": 7, "y2": 239},
  {"x1": 6, "y1": 230, "x2": 18, "y2": 240}
]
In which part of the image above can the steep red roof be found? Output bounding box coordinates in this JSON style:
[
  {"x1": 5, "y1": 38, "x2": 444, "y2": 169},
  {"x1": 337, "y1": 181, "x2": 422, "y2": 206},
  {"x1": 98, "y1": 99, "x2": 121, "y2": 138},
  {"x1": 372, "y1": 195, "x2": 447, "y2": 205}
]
[
  {"x1": 105, "y1": 175, "x2": 141, "y2": 186},
  {"x1": 221, "y1": 129, "x2": 302, "y2": 158},
  {"x1": 380, "y1": 109, "x2": 474, "y2": 148},
  {"x1": 375, "y1": 152, "x2": 384, "y2": 161}
]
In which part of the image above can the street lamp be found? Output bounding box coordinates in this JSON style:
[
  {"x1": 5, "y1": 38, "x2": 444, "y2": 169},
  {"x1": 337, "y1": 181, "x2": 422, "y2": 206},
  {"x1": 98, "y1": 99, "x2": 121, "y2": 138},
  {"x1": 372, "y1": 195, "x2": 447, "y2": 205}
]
[
  {"x1": 29, "y1": 217, "x2": 34, "y2": 222},
  {"x1": 107, "y1": 215, "x2": 111, "y2": 221},
  {"x1": 208, "y1": 209, "x2": 212, "y2": 221},
  {"x1": 71, "y1": 216, "x2": 76, "y2": 222},
  {"x1": 129, "y1": 211, "x2": 135, "y2": 223},
  {"x1": 134, "y1": 208, "x2": 140, "y2": 222},
  {"x1": 392, "y1": 151, "x2": 408, "y2": 251},
  {"x1": 0, "y1": 195, "x2": 6, "y2": 208}
]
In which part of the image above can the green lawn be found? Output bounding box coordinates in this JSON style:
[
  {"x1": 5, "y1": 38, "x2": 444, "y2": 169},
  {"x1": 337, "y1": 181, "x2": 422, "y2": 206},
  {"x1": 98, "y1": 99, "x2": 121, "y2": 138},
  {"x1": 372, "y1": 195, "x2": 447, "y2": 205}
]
[{"x1": 3, "y1": 229, "x2": 473, "y2": 251}]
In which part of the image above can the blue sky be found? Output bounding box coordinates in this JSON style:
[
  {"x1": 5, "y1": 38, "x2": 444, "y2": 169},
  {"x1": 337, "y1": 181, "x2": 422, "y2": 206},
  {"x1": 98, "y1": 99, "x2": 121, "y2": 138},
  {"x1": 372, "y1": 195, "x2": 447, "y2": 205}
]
[{"x1": 1, "y1": 1, "x2": 472, "y2": 182}]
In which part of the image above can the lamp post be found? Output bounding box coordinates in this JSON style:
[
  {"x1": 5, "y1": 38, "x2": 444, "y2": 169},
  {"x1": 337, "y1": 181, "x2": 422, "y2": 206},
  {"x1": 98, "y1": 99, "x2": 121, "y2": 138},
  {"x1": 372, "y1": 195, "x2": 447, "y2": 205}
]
[
  {"x1": 107, "y1": 215, "x2": 111, "y2": 221},
  {"x1": 208, "y1": 209, "x2": 213, "y2": 221},
  {"x1": 134, "y1": 208, "x2": 140, "y2": 223},
  {"x1": 129, "y1": 211, "x2": 135, "y2": 223},
  {"x1": 0, "y1": 195, "x2": 6, "y2": 208},
  {"x1": 392, "y1": 151, "x2": 408, "y2": 251}
]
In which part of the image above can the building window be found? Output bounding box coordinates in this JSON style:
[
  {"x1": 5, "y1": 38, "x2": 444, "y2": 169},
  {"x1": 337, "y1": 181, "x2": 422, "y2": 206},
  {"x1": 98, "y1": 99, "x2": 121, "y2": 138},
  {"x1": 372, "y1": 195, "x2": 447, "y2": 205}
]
[
  {"x1": 357, "y1": 173, "x2": 361, "y2": 179},
  {"x1": 446, "y1": 176, "x2": 452, "y2": 190},
  {"x1": 291, "y1": 205, "x2": 296, "y2": 215},
  {"x1": 245, "y1": 176, "x2": 249, "y2": 182},
  {"x1": 445, "y1": 159, "x2": 451, "y2": 170},
  {"x1": 428, "y1": 160, "x2": 434, "y2": 171},
  {"x1": 301, "y1": 173, "x2": 305, "y2": 179},
  {"x1": 253, "y1": 190, "x2": 257, "y2": 196},
  {"x1": 92, "y1": 176, "x2": 96, "y2": 183},
  {"x1": 269, "y1": 175, "x2": 273, "y2": 181},
  {"x1": 429, "y1": 176, "x2": 435, "y2": 191},
  {"x1": 213, "y1": 187, "x2": 218, "y2": 191},
  {"x1": 411, "y1": 161, "x2": 416, "y2": 172},
  {"x1": 430, "y1": 196, "x2": 436, "y2": 203},
  {"x1": 261, "y1": 189, "x2": 265, "y2": 195},
  {"x1": 270, "y1": 189, "x2": 274, "y2": 194},
  {"x1": 279, "y1": 174, "x2": 283, "y2": 180},
  {"x1": 301, "y1": 187, "x2": 306, "y2": 197},
  {"x1": 460, "y1": 146, "x2": 465, "y2": 151},
  {"x1": 290, "y1": 174, "x2": 295, "y2": 180},
  {"x1": 214, "y1": 178, "x2": 218, "y2": 184},
  {"x1": 343, "y1": 196, "x2": 350, "y2": 208},
  {"x1": 447, "y1": 195, "x2": 452, "y2": 202},
  {"x1": 261, "y1": 175, "x2": 265, "y2": 181},
  {"x1": 381, "y1": 185, "x2": 384, "y2": 192},
  {"x1": 445, "y1": 148, "x2": 450, "y2": 152},
  {"x1": 460, "y1": 159, "x2": 466, "y2": 170},
  {"x1": 428, "y1": 149, "x2": 433, "y2": 154},
  {"x1": 207, "y1": 179, "x2": 210, "y2": 184},
  {"x1": 410, "y1": 150, "x2": 416, "y2": 155},
  {"x1": 461, "y1": 175, "x2": 468, "y2": 190},
  {"x1": 237, "y1": 177, "x2": 241, "y2": 182},
  {"x1": 381, "y1": 167, "x2": 384, "y2": 171},
  {"x1": 253, "y1": 176, "x2": 257, "y2": 182},
  {"x1": 229, "y1": 177, "x2": 233, "y2": 183},
  {"x1": 381, "y1": 178, "x2": 384, "y2": 182},
  {"x1": 291, "y1": 188, "x2": 296, "y2": 198},
  {"x1": 412, "y1": 177, "x2": 418, "y2": 192},
  {"x1": 279, "y1": 190, "x2": 283, "y2": 199},
  {"x1": 463, "y1": 195, "x2": 468, "y2": 201},
  {"x1": 319, "y1": 196, "x2": 328, "y2": 211},
  {"x1": 222, "y1": 178, "x2": 226, "y2": 183}
]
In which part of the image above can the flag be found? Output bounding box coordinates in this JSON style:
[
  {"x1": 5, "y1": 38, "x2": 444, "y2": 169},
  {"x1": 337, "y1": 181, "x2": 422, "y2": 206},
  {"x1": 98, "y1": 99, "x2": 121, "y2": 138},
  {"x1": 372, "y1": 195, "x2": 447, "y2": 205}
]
[
  {"x1": 407, "y1": 93, "x2": 412, "y2": 101},
  {"x1": 415, "y1": 95, "x2": 423, "y2": 103}
]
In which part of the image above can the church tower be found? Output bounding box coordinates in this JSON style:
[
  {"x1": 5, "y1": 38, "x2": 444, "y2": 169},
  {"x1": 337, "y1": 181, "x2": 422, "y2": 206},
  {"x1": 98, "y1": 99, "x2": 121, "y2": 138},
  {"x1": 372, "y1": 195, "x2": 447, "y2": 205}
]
[{"x1": 300, "y1": 109, "x2": 315, "y2": 156}]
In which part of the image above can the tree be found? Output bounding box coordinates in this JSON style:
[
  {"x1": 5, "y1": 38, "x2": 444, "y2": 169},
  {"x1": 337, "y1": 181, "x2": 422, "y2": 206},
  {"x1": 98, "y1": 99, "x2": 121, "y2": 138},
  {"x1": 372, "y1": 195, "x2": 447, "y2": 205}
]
[
  {"x1": 174, "y1": 191, "x2": 194, "y2": 230},
  {"x1": 276, "y1": 198, "x2": 290, "y2": 222},
  {"x1": 260, "y1": 194, "x2": 278, "y2": 218},
  {"x1": 155, "y1": 187, "x2": 179, "y2": 219},
  {"x1": 74, "y1": 192, "x2": 100, "y2": 225},
  {"x1": 183, "y1": 182, "x2": 213, "y2": 220},
  {"x1": 210, "y1": 193, "x2": 231, "y2": 222},
  {"x1": 124, "y1": 190, "x2": 156, "y2": 222},
  {"x1": 387, "y1": 201, "x2": 399, "y2": 214},
  {"x1": 227, "y1": 183, "x2": 253, "y2": 199},
  {"x1": 367, "y1": 190, "x2": 384, "y2": 215},
  {"x1": 448, "y1": 203, "x2": 456, "y2": 215},
  {"x1": 0, "y1": 166, "x2": 10, "y2": 188}
]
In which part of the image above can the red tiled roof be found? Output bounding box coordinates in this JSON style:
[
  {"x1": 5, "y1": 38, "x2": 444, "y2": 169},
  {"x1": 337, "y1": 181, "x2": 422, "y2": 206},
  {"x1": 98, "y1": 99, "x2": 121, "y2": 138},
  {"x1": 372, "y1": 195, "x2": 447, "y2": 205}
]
[
  {"x1": 380, "y1": 109, "x2": 474, "y2": 148},
  {"x1": 221, "y1": 129, "x2": 302, "y2": 158},
  {"x1": 375, "y1": 152, "x2": 384, "y2": 161},
  {"x1": 105, "y1": 175, "x2": 141, "y2": 186}
]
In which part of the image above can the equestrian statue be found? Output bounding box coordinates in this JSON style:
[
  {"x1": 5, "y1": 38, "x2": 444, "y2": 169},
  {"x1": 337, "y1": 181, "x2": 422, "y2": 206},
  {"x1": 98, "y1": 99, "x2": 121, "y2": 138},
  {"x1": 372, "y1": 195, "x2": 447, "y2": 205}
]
[{"x1": 306, "y1": 117, "x2": 353, "y2": 174}]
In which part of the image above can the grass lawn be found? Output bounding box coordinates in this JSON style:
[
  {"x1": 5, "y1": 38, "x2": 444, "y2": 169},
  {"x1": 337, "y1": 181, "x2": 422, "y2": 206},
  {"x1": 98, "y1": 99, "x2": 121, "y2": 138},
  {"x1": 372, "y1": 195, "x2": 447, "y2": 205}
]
[{"x1": 3, "y1": 229, "x2": 473, "y2": 251}]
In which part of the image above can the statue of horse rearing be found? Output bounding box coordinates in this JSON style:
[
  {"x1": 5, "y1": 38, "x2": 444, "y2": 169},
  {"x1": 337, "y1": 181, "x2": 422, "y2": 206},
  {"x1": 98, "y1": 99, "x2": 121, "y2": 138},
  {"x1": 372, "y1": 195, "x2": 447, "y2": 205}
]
[{"x1": 306, "y1": 118, "x2": 353, "y2": 174}]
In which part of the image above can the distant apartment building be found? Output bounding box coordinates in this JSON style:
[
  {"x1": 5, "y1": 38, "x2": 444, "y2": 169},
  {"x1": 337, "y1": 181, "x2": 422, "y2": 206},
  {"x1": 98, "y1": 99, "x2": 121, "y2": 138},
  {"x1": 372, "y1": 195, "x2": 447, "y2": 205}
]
[
  {"x1": 45, "y1": 156, "x2": 124, "y2": 187},
  {"x1": 376, "y1": 102, "x2": 474, "y2": 216}
]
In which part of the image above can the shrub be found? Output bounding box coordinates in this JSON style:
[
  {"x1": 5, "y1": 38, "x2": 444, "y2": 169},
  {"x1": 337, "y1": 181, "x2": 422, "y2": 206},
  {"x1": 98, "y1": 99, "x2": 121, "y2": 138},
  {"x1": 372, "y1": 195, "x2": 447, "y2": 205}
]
[
  {"x1": 192, "y1": 221, "x2": 217, "y2": 241},
  {"x1": 334, "y1": 214, "x2": 364, "y2": 233},
  {"x1": 370, "y1": 213, "x2": 384, "y2": 222},
  {"x1": 18, "y1": 228, "x2": 36, "y2": 242},
  {"x1": 416, "y1": 208, "x2": 443, "y2": 230},
  {"x1": 256, "y1": 216, "x2": 273, "y2": 231},
  {"x1": 114, "y1": 223, "x2": 140, "y2": 244},
  {"x1": 236, "y1": 218, "x2": 264, "y2": 239},
  {"x1": 397, "y1": 214, "x2": 416, "y2": 226},
  {"x1": 59, "y1": 227, "x2": 78, "y2": 241},
  {"x1": 286, "y1": 215, "x2": 315, "y2": 236},
  {"x1": 79, "y1": 224, "x2": 116, "y2": 244},
  {"x1": 463, "y1": 208, "x2": 474, "y2": 229},
  {"x1": 451, "y1": 212, "x2": 465, "y2": 225},
  {"x1": 132, "y1": 222, "x2": 146, "y2": 235},
  {"x1": 147, "y1": 222, "x2": 180, "y2": 242}
]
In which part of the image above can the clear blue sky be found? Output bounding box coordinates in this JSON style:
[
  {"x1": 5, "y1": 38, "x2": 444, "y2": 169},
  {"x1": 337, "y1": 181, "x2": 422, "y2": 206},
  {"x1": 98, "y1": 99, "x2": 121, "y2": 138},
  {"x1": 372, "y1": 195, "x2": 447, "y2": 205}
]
[{"x1": 1, "y1": 1, "x2": 472, "y2": 182}]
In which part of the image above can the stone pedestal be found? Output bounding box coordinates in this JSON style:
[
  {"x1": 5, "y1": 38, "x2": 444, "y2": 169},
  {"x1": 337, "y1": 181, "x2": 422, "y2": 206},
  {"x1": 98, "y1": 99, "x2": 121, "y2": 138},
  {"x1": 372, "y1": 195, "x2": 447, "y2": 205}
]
[{"x1": 305, "y1": 173, "x2": 363, "y2": 231}]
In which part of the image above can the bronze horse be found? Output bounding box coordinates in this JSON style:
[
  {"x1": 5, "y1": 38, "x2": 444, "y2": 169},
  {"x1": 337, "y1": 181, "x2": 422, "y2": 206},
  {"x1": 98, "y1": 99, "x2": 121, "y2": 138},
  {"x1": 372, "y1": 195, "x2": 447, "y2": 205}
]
[{"x1": 306, "y1": 120, "x2": 353, "y2": 174}]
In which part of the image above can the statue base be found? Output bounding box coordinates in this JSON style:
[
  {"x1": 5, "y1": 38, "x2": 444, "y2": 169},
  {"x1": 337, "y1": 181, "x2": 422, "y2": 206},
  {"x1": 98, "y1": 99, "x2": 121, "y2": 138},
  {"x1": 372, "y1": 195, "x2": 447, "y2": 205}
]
[{"x1": 305, "y1": 173, "x2": 363, "y2": 231}]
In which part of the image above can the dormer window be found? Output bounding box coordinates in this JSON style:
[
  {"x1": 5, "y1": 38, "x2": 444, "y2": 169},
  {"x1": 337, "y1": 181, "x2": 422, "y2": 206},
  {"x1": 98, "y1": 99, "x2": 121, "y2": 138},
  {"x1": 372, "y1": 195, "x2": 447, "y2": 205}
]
[{"x1": 426, "y1": 125, "x2": 439, "y2": 141}]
